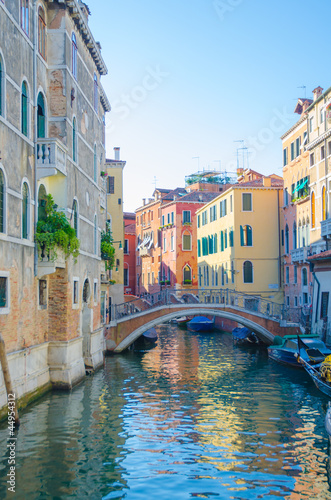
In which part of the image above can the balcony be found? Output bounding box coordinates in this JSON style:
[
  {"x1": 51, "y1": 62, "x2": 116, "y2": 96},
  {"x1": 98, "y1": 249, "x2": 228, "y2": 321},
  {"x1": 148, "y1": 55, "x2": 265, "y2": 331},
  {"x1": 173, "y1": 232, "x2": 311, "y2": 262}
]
[
  {"x1": 37, "y1": 249, "x2": 66, "y2": 278},
  {"x1": 139, "y1": 246, "x2": 152, "y2": 257},
  {"x1": 37, "y1": 139, "x2": 67, "y2": 180},
  {"x1": 321, "y1": 218, "x2": 331, "y2": 239},
  {"x1": 291, "y1": 246, "x2": 309, "y2": 263}
]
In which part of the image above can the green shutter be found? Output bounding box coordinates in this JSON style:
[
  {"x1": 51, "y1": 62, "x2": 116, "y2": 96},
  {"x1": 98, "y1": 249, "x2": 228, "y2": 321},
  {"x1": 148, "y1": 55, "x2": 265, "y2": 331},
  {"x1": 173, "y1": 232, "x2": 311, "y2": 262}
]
[
  {"x1": 214, "y1": 233, "x2": 217, "y2": 253},
  {"x1": 221, "y1": 231, "x2": 224, "y2": 251},
  {"x1": 22, "y1": 183, "x2": 28, "y2": 239},
  {"x1": 240, "y1": 225, "x2": 244, "y2": 246},
  {"x1": 198, "y1": 239, "x2": 201, "y2": 257},
  {"x1": 247, "y1": 226, "x2": 252, "y2": 246},
  {"x1": 229, "y1": 229, "x2": 233, "y2": 247},
  {"x1": 37, "y1": 93, "x2": 45, "y2": 138}
]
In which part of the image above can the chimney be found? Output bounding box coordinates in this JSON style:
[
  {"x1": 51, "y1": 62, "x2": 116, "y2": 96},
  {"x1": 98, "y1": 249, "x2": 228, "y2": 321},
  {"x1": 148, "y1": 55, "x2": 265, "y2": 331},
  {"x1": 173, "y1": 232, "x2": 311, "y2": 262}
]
[
  {"x1": 114, "y1": 147, "x2": 120, "y2": 161},
  {"x1": 263, "y1": 177, "x2": 271, "y2": 187},
  {"x1": 142, "y1": 198, "x2": 146, "y2": 206},
  {"x1": 313, "y1": 86, "x2": 323, "y2": 101}
]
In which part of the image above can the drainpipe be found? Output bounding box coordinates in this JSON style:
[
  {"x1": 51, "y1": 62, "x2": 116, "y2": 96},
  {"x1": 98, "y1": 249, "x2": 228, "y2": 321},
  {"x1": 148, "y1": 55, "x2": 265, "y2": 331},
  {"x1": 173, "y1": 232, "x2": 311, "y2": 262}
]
[{"x1": 33, "y1": 0, "x2": 38, "y2": 277}]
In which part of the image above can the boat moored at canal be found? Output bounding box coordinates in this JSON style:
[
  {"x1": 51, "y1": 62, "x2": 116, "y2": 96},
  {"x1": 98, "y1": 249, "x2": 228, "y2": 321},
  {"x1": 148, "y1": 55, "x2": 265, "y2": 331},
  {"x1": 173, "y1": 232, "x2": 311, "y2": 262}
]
[{"x1": 268, "y1": 334, "x2": 331, "y2": 368}]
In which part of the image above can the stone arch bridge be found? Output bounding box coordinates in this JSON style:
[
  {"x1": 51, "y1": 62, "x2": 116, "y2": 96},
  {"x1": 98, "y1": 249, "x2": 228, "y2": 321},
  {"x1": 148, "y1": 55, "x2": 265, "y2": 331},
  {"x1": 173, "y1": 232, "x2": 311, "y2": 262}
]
[{"x1": 105, "y1": 288, "x2": 302, "y2": 353}]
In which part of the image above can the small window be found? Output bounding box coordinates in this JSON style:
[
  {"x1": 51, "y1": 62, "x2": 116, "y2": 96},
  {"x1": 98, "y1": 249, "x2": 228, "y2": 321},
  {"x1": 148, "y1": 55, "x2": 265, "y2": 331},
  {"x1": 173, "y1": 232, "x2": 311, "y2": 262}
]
[
  {"x1": 242, "y1": 193, "x2": 252, "y2": 211},
  {"x1": 72, "y1": 33, "x2": 77, "y2": 79},
  {"x1": 94, "y1": 280, "x2": 98, "y2": 304},
  {"x1": 310, "y1": 152, "x2": 314, "y2": 167},
  {"x1": 124, "y1": 239, "x2": 129, "y2": 254},
  {"x1": 21, "y1": 81, "x2": 28, "y2": 136},
  {"x1": 107, "y1": 176, "x2": 114, "y2": 194},
  {"x1": 321, "y1": 145, "x2": 325, "y2": 161},
  {"x1": 283, "y1": 147, "x2": 288, "y2": 166},
  {"x1": 0, "y1": 275, "x2": 8, "y2": 310},
  {"x1": 290, "y1": 142, "x2": 295, "y2": 161},
  {"x1": 183, "y1": 233, "x2": 191, "y2": 251},
  {"x1": 73, "y1": 279, "x2": 79, "y2": 305},
  {"x1": 309, "y1": 116, "x2": 313, "y2": 133},
  {"x1": 183, "y1": 210, "x2": 191, "y2": 224},
  {"x1": 39, "y1": 279, "x2": 47, "y2": 308},
  {"x1": 21, "y1": 0, "x2": 29, "y2": 35},
  {"x1": 240, "y1": 225, "x2": 252, "y2": 246},
  {"x1": 124, "y1": 268, "x2": 129, "y2": 287},
  {"x1": 321, "y1": 292, "x2": 329, "y2": 319},
  {"x1": 285, "y1": 266, "x2": 289, "y2": 284},
  {"x1": 38, "y1": 7, "x2": 46, "y2": 59},
  {"x1": 183, "y1": 265, "x2": 191, "y2": 283},
  {"x1": 302, "y1": 268, "x2": 308, "y2": 286}
]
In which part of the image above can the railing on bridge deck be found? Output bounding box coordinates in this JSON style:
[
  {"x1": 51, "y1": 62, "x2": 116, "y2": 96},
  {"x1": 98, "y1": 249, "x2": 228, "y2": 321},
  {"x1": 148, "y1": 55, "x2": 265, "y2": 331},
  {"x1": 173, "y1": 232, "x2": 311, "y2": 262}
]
[{"x1": 113, "y1": 288, "x2": 290, "y2": 323}]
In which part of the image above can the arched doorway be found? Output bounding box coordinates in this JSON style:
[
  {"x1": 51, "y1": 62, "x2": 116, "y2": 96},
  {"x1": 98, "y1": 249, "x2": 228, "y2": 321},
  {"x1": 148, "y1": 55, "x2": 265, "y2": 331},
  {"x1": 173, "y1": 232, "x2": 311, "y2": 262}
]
[{"x1": 82, "y1": 278, "x2": 92, "y2": 365}]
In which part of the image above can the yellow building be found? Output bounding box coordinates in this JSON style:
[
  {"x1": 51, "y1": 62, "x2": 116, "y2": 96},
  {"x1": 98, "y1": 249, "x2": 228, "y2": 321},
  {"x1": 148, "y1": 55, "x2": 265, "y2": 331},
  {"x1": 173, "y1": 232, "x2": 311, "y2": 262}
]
[
  {"x1": 196, "y1": 177, "x2": 284, "y2": 304},
  {"x1": 104, "y1": 148, "x2": 126, "y2": 316},
  {"x1": 305, "y1": 86, "x2": 331, "y2": 253}
]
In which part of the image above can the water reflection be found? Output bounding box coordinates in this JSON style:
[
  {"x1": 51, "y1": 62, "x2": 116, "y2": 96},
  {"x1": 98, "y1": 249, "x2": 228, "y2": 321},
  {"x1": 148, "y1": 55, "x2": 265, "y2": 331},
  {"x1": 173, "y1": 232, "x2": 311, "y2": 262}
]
[{"x1": 0, "y1": 325, "x2": 330, "y2": 499}]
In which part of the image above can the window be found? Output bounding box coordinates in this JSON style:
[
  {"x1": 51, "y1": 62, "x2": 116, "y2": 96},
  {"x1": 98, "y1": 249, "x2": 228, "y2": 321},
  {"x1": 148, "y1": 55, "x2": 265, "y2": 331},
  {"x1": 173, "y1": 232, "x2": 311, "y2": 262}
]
[
  {"x1": 73, "y1": 279, "x2": 79, "y2": 305},
  {"x1": 124, "y1": 239, "x2": 129, "y2": 254},
  {"x1": 38, "y1": 7, "x2": 46, "y2": 59},
  {"x1": 197, "y1": 215, "x2": 200, "y2": 228},
  {"x1": 210, "y1": 205, "x2": 217, "y2": 222},
  {"x1": 0, "y1": 274, "x2": 9, "y2": 313},
  {"x1": 93, "y1": 280, "x2": 98, "y2": 304},
  {"x1": 22, "y1": 182, "x2": 29, "y2": 239},
  {"x1": 39, "y1": 279, "x2": 47, "y2": 308},
  {"x1": 295, "y1": 137, "x2": 301, "y2": 157},
  {"x1": 72, "y1": 118, "x2": 77, "y2": 162},
  {"x1": 221, "y1": 264, "x2": 224, "y2": 286},
  {"x1": 171, "y1": 233, "x2": 174, "y2": 252},
  {"x1": 124, "y1": 268, "x2": 129, "y2": 287},
  {"x1": 285, "y1": 266, "x2": 289, "y2": 284},
  {"x1": 283, "y1": 147, "x2": 288, "y2": 166},
  {"x1": 243, "y1": 261, "x2": 253, "y2": 283},
  {"x1": 321, "y1": 145, "x2": 325, "y2": 161},
  {"x1": 231, "y1": 261, "x2": 234, "y2": 284},
  {"x1": 94, "y1": 73, "x2": 98, "y2": 113},
  {"x1": 21, "y1": 0, "x2": 29, "y2": 35},
  {"x1": 94, "y1": 215, "x2": 97, "y2": 254},
  {"x1": 311, "y1": 192, "x2": 315, "y2": 228},
  {"x1": 198, "y1": 239, "x2": 201, "y2": 257},
  {"x1": 171, "y1": 211, "x2": 174, "y2": 224},
  {"x1": 230, "y1": 194, "x2": 233, "y2": 212},
  {"x1": 72, "y1": 33, "x2": 77, "y2": 79},
  {"x1": 38, "y1": 184, "x2": 47, "y2": 221},
  {"x1": 162, "y1": 215, "x2": 165, "y2": 226},
  {"x1": 229, "y1": 228, "x2": 234, "y2": 247},
  {"x1": 242, "y1": 193, "x2": 252, "y2": 211},
  {"x1": 183, "y1": 265, "x2": 191, "y2": 283},
  {"x1": 290, "y1": 141, "x2": 295, "y2": 161},
  {"x1": 202, "y1": 211, "x2": 208, "y2": 225},
  {"x1": 294, "y1": 265, "x2": 297, "y2": 284},
  {"x1": 183, "y1": 210, "x2": 191, "y2": 224},
  {"x1": 321, "y1": 292, "x2": 329, "y2": 319},
  {"x1": 107, "y1": 176, "x2": 114, "y2": 194},
  {"x1": 292, "y1": 222, "x2": 297, "y2": 250},
  {"x1": 285, "y1": 224, "x2": 289, "y2": 253},
  {"x1": 322, "y1": 186, "x2": 326, "y2": 221},
  {"x1": 183, "y1": 233, "x2": 191, "y2": 251},
  {"x1": 302, "y1": 268, "x2": 308, "y2": 287},
  {"x1": 93, "y1": 145, "x2": 97, "y2": 182},
  {"x1": 67, "y1": 198, "x2": 78, "y2": 239},
  {"x1": 37, "y1": 93, "x2": 45, "y2": 138},
  {"x1": 220, "y1": 199, "x2": 227, "y2": 217},
  {"x1": 310, "y1": 153, "x2": 314, "y2": 167},
  {"x1": 21, "y1": 81, "x2": 28, "y2": 136},
  {"x1": 163, "y1": 236, "x2": 166, "y2": 251},
  {"x1": 309, "y1": 116, "x2": 313, "y2": 133},
  {"x1": 321, "y1": 109, "x2": 325, "y2": 124},
  {"x1": 240, "y1": 225, "x2": 252, "y2": 246},
  {"x1": 0, "y1": 170, "x2": 5, "y2": 233},
  {"x1": 286, "y1": 296, "x2": 290, "y2": 307},
  {"x1": 328, "y1": 142, "x2": 331, "y2": 157},
  {"x1": 294, "y1": 296, "x2": 298, "y2": 307}
]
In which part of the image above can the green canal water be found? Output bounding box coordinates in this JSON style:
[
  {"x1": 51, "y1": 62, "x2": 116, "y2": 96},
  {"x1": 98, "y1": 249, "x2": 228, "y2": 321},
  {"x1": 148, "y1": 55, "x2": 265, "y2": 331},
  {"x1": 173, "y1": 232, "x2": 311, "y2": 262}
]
[{"x1": 1, "y1": 324, "x2": 331, "y2": 499}]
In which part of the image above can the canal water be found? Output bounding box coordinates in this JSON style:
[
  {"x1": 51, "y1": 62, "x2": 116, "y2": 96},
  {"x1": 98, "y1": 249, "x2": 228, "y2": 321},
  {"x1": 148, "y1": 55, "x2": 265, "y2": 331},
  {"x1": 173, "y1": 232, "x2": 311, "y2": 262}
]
[{"x1": 1, "y1": 324, "x2": 331, "y2": 499}]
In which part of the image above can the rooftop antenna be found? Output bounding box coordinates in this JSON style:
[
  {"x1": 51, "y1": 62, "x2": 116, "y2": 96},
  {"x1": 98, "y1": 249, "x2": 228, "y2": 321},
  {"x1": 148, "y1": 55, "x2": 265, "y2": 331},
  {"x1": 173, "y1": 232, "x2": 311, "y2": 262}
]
[
  {"x1": 152, "y1": 176, "x2": 159, "y2": 190},
  {"x1": 298, "y1": 85, "x2": 306, "y2": 98},
  {"x1": 192, "y1": 156, "x2": 200, "y2": 171},
  {"x1": 213, "y1": 160, "x2": 221, "y2": 171},
  {"x1": 234, "y1": 140, "x2": 245, "y2": 170}
]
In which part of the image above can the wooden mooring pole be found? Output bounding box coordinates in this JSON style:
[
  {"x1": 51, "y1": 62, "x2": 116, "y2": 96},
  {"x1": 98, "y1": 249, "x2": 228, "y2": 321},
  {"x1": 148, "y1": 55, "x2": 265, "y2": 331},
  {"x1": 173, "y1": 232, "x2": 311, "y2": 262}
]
[{"x1": 0, "y1": 333, "x2": 20, "y2": 427}]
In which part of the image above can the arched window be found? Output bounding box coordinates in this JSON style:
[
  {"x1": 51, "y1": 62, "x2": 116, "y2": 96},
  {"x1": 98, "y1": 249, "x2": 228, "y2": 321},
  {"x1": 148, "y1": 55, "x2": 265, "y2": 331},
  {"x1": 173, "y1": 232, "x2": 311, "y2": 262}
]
[
  {"x1": 322, "y1": 186, "x2": 326, "y2": 221},
  {"x1": 0, "y1": 170, "x2": 5, "y2": 233},
  {"x1": 21, "y1": 0, "x2": 29, "y2": 35},
  {"x1": 243, "y1": 261, "x2": 253, "y2": 283},
  {"x1": 240, "y1": 225, "x2": 252, "y2": 246},
  {"x1": 37, "y1": 92, "x2": 45, "y2": 138},
  {"x1": 72, "y1": 33, "x2": 77, "y2": 79},
  {"x1": 38, "y1": 7, "x2": 46, "y2": 59},
  {"x1": 285, "y1": 224, "x2": 289, "y2": 254},
  {"x1": 72, "y1": 118, "x2": 77, "y2": 162},
  {"x1": 94, "y1": 73, "x2": 98, "y2": 112},
  {"x1": 21, "y1": 81, "x2": 28, "y2": 136},
  {"x1": 183, "y1": 265, "x2": 191, "y2": 283},
  {"x1": 22, "y1": 182, "x2": 29, "y2": 239},
  {"x1": 311, "y1": 192, "x2": 315, "y2": 228},
  {"x1": 0, "y1": 56, "x2": 3, "y2": 117},
  {"x1": 38, "y1": 184, "x2": 47, "y2": 221},
  {"x1": 94, "y1": 215, "x2": 97, "y2": 254},
  {"x1": 73, "y1": 200, "x2": 78, "y2": 237},
  {"x1": 292, "y1": 222, "x2": 297, "y2": 250},
  {"x1": 302, "y1": 268, "x2": 308, "y2": 287},
  {"x1": 94, "y1": 144, "x2": 97, "y2": 182}
]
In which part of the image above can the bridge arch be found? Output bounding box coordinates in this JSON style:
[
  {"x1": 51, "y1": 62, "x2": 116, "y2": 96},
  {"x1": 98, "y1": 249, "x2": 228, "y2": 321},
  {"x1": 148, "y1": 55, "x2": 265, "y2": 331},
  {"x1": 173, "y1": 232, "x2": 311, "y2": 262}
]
[{"x1": 113, "y1": 307, "x2": 275, "y2": 352}]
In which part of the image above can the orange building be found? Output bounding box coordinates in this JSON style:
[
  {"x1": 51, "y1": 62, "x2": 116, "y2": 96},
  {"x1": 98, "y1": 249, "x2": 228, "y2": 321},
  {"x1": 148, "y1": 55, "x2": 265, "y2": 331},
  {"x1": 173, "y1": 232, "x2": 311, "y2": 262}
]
[{"x1": 123, "y1": 213, "x2": 136, "y2": 295}]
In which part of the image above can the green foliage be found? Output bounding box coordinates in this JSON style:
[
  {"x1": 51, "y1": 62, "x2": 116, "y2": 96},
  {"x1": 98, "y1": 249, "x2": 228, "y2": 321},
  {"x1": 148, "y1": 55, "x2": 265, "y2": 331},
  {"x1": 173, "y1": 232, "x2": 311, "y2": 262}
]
[
  {"x1": 35, "y1": 194, "x2": 80, "y2": 261},
  {"x1": 101, "y1": 223, "x2": 115, "y2": 271}
]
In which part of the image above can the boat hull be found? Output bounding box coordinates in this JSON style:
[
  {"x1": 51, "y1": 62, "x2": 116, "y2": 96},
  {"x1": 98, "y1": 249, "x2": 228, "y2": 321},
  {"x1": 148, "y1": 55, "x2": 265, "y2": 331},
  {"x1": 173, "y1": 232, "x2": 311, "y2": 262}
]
[
  {"x1": 187, "y1": 316, "x2": 214, "y2": 332},
  {"x1": 268, "y1": 349, "x2": 302, "y2": 368}
]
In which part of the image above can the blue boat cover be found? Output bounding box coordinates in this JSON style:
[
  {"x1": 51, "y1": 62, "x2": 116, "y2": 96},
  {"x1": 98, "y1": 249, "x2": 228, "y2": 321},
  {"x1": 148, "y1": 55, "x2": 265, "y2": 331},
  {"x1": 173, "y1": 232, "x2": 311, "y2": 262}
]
[
  {"x1": 143, "y1": 328, "x2": 158, "y2": 340},
  {"x1": 189, "y1": 316, "x2": 213, "y2": 324},
  {"x1": 232, "y1": 327, "x2": 251, "y2": 339}
]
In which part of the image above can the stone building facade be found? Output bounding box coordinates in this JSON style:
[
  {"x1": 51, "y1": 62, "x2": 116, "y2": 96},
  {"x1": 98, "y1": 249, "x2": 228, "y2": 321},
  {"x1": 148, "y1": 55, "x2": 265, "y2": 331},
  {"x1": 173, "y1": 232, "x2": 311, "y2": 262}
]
[{"x1": 0, "y1": 0, "x2": 110, "y2": 417}]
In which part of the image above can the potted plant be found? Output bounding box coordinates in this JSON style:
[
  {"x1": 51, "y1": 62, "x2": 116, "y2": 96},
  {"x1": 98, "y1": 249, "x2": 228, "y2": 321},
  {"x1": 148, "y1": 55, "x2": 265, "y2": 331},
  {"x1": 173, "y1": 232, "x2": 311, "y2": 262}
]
[
  {"x1": 35, "y1": 194, "x2": 80, "y2": 262},
  {"x1": 183, "y1": 279, "x2": 192, "y2": 285},
  {"x1": 159, "y1": 280, "x2": 165, "y2": 285},
  {"x1": 165, "y1": 280, "x2": 171, "y2": 285},
  {"x1": 101, "y1": 224, "x2": 115, "y2": 271},
  {"x1": 100, "y1": 171, "x2": 108, "y2": 178}
]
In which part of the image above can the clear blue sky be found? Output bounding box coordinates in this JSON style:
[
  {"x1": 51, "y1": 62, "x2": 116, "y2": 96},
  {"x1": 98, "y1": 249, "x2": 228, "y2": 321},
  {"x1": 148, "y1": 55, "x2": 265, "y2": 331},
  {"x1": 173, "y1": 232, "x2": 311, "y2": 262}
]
[{"x1": 87, "y1": 0, "x2": 330, "y2": 212}]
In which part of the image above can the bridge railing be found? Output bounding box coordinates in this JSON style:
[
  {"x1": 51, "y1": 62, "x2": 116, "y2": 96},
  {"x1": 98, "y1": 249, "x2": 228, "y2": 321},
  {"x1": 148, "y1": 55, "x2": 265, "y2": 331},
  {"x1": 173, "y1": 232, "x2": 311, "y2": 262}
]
[{"x1": 113, "y1": 288, "x2": 287, "y2": 322}]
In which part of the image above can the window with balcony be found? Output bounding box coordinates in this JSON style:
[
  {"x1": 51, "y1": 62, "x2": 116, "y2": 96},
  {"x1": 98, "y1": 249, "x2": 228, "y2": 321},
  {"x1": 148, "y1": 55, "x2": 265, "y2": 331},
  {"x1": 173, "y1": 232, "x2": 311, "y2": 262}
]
[
  {"x1": 72, "y1": 33, "x2": 77, "y2": 79},
  {"x1": 243, "y1": 261, "x2": 253, "y2": 283},
  {"x1": 21, "y1": 0, "x2": 29, "y2": 35},
  {"x1": 21, "y1": 81, "x2": 28, "y2": 137},
  {"x1": 38, "y1": 7, "x2": 46, "y2": 59},
  {"x1": 242, "y1": 193, "x2": 252, "y2": 211},
  {"x1": 22, "y1": 182, "x2": 29, "y2": 239},
  {"x1": 0, "y1": 169, "x2": 5, "y2": 233}
]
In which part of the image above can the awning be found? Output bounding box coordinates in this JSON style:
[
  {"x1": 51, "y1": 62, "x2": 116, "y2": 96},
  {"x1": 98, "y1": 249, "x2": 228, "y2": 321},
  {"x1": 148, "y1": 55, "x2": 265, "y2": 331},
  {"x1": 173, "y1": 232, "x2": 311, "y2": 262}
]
[{"x1": 293, "y1": 178, "x2": 308, "y2": 193}]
